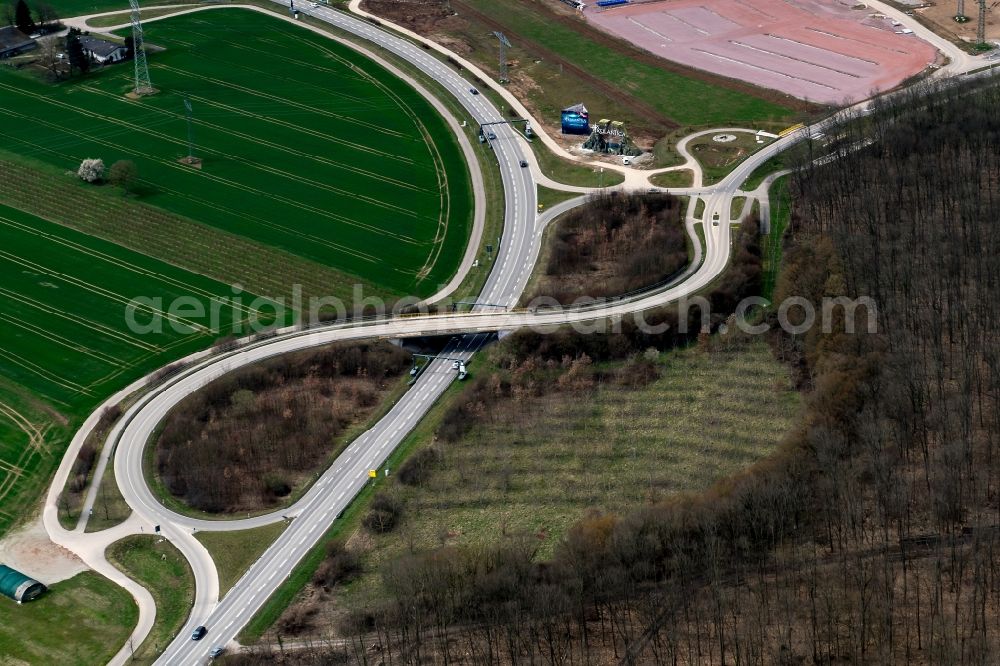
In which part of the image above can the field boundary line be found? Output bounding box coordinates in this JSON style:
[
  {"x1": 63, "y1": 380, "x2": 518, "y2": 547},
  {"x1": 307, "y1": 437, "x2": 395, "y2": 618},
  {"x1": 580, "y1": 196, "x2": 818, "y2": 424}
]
[{"x1": 0, "y1": 348, "x2": 93, "y2": 397}]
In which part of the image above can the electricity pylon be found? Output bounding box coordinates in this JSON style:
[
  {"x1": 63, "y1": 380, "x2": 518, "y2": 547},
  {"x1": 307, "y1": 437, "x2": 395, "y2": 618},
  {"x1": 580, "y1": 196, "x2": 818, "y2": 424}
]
[
  {"x1": 977, "y1": 0, "x2": 987, "y2": 44},
  {"x1": 129, "y1": 0, "x2": 154, "y2": 95},
  {"x1": 494, "y1": 31, "x2": 511, "y2": 84}
]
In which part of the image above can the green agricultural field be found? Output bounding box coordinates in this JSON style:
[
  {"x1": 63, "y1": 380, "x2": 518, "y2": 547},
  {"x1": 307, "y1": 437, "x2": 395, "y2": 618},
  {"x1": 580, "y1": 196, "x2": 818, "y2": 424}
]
[
  {"x1": 0, "y1": 8, "x2": 473, "y2": 297},
  {"x1": 0, "y1": 375, "x2": 71, "y2": 535},
  {"x1": 0, "y1": 204, "x2": 278, "y2": 409},
  {"x1": 0, "y1": 203, "x2": 280, "y2": 536},
  {"x1": 41, "y1": 0, "x2": 137, "y2": 18}
]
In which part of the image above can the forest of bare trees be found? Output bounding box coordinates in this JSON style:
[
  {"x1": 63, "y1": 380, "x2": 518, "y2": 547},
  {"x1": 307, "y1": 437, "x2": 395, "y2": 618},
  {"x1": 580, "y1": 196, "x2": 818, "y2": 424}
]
[
  {"x1": 524, "y1": 191, "x2": 689, "y2": 305},
  {"x1": 156, "y1": 341, "x2": 410, "y2": 513},
  {"x1": 237, "y1": 80, "x2": 1000, "y2": 664}
]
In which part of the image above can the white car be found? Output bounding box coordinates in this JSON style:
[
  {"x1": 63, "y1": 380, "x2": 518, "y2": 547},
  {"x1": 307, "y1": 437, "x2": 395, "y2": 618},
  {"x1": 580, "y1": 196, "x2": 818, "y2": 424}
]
[
  {"x1": 452, "y1": 360, "x2": 460, "y2": 370},
  {"x1": 310, "y1": 2, "x2": 319, "y2": 7}
]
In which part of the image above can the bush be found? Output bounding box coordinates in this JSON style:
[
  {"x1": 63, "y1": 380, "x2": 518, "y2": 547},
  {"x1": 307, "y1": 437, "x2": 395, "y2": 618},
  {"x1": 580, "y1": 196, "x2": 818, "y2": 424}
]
[
  {"x1": 614, "y1": 354, "x2": 661, "y2": 388},
  {"x1": 71, "y1": 443, "x2": 97, "y2": 481},
  {"x1": 77, "y1": 158, "x2": 104, "y2": 183},
  {"x1": 397, "y1": 447, "x2": 442, "y2": 486},
  {"x1": 312, "y1": 539, "x2": 360, "y2": 589},
  {"x1": 108, "y1": 159, "x2": 138, "y2": 193},
  {"x1": 525, "y1": 190, "x2": 688, "y2": 305},
  {"x1": 276, "y1": 603, "x2": 317, "y2": 636},
  {"x1": 263, "y1": 475, "x2": 291, "y2": 498},
  {"x1": 97, "y1": 404, "x2": 122, "y2": 431},
  {"x1": 363, "y1": 493, "x2": 402, "y2": 533},
  {"x1": 156, "y1": 341, "x2": 411, "y2": 513}
]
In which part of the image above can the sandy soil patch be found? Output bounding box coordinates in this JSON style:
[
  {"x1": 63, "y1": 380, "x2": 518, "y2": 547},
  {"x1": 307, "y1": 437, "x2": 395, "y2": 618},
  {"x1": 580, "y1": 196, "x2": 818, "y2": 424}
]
[{"x1": 0, "y1": 517, "x2": 87, "y2": 585}]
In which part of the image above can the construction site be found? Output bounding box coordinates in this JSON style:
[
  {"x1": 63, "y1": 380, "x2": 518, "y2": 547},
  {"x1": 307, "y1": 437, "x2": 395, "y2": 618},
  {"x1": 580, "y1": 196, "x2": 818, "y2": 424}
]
[{"x1": 585, "y1": 0, "x2": 939, "y2": 105}]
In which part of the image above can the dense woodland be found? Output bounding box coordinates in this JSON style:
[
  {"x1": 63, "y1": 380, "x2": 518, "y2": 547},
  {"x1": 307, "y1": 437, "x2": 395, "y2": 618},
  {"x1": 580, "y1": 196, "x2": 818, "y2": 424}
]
[
  {"x1": 156, "y1": 342, "x2": 410, "y2": 513},
  {"x1": 231, "y1": 80, "x2": 1000, "y2": 663},
  {"x1": 524, "y1": 191, "x2": 689, "y2": 306}
]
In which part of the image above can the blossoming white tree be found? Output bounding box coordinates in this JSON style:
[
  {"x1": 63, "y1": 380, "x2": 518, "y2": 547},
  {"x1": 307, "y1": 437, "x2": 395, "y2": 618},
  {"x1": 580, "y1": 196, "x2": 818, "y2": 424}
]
[{"x1": 77, "y1": 158, "x2": 105, "y2": 183}]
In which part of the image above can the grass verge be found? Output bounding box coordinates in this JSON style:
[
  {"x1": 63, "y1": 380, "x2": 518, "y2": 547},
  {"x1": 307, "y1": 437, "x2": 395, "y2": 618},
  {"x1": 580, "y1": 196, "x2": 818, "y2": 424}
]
[
  {"x1": 195, "y1": 522, "x2": 290, "y2": 597},
  {"x1": 529, "y1": 141, "x2": 625, "y2": 187},
  {"x1": 85, "y1": 450, "x2": 132, "y2": 532},
  {"x1": 689, "y1": 133, "x2": 772, "y2": 185},
  {"x1": 742, "y1": 154, "x2": 788, "y2": 191},
  {"x1": 0, "y1": 571, "x2": 137, "y2": 665},
  {"x1": 537, "y1": 185, "x2": 582, "y2": 211},
  {"x1": 106, "y1": 535, "x2": 194, "y2": 664},
  {"x1": 730, "y1": 196, "x2": 748, "y2": 220},
  {"x1": 86, "y1": 5, "x2": 190, "y2": 27},
  {"x1": 649, "y1": 169, "x2": 694, "y2": 188}
]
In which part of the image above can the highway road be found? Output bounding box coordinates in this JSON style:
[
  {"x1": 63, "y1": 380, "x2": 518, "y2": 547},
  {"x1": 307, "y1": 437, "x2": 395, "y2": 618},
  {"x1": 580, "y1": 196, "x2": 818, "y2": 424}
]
[
  {"x1": 65, "y1": 98, "x2": 898, "y2": 664},
  {"x1": 80, "y1": 113, "x2": 800, "y2": 665},
  {"x1": 152, "y1": 2, "x2": 541, "y2": 662},
  {"x1": 123, "y1": 167, "x2": 745, "y2": 665},
  {"x1": 37, "y1": 1, "x2": 993, "y2": 664}
]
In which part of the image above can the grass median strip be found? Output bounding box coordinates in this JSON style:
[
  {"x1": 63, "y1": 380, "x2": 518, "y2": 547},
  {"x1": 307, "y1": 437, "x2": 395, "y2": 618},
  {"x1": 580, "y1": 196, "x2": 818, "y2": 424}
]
[
  {"x1": 195, "y1": 522, "x2": 290, "y2": 597},
  {"x1": 106, "y1": 535, "x2": 194, "y2": 664}
]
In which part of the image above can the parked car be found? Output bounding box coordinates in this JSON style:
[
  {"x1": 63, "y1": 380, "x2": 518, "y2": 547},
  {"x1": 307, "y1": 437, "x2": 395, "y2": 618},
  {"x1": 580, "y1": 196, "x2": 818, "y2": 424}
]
[{"x1": 191, "y1": 626, "x2": 207, "y2": 641}]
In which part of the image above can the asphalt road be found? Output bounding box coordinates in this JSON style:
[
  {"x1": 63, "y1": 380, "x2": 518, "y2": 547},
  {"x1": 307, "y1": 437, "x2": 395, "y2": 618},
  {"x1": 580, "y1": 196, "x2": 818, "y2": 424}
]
[
  {"x1": 133, "y1": 173, "x2": 747, "y2": 666},
  {"x1": 126, "y1": 119, "x2": 796, "y2": 666},
  {"x1": 149, "y1": 4, "x2": 540, "y2": 663},
  {"x1": 88, "y1": 117, "x2": 823, "y2": 664}
]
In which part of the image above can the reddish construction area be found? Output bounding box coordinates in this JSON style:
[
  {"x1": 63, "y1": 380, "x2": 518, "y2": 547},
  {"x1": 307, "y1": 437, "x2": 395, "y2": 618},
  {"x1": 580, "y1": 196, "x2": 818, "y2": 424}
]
[{"x1": 586, "y1": 0, "x2": 938, "y2": 105}]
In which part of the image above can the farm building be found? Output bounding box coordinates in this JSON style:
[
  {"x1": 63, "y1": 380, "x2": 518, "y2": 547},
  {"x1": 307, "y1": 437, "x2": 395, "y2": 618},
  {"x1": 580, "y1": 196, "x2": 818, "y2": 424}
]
[
  {"x1": 0, "y1": 26, "x2": 37, "y2": 58},
  {"x1": 79, "y1": 36, "x2": 128, "y2": 64},
  {"x1": 0, "y1": 564, "x2": 46, "y2": 603}
]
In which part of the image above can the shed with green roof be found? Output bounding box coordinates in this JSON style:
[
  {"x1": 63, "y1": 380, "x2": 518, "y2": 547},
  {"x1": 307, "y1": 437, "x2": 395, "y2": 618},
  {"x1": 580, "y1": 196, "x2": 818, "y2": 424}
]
[{"x1": 0, "y1": 564, "x2": 46, "y2": 603}]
